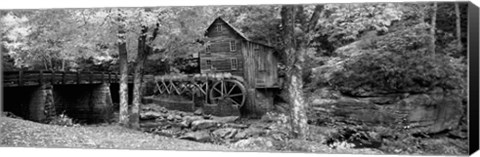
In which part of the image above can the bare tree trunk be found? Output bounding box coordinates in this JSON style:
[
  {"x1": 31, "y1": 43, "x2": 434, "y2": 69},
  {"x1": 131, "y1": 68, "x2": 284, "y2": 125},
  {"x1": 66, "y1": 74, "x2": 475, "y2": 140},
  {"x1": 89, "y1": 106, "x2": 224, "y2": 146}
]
[
  {"x1": 429, "y1": 2, "x2": 437, "y2": 54},
  {"x1": 281, "y1": 5, "x2": 309, "y2": 139},
  {"x1": 116, "y1": 11, "x2": 129, "y2": 126},
  {"x1": 455, "y1": 3, "x2": 462, "y2": 52},
  {"x1": 43, "y1": 58, "x2": 49, "y2": 71},
  {"x1": 131, "y1": 22, "x2": 159, "y2": 128},
  {"x1": 130, "y1": 26, "x2": 148, "y2": 129},
  {"x1": 287, "y1": 48, "x2": 308, "y2": 139}
]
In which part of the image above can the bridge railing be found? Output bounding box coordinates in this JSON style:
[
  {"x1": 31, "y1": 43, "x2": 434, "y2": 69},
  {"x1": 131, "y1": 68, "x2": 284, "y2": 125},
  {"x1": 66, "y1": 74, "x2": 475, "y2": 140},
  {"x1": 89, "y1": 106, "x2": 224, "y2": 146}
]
[{"x1": 3, "y1": 70, "x2": 134, "y2": 87}]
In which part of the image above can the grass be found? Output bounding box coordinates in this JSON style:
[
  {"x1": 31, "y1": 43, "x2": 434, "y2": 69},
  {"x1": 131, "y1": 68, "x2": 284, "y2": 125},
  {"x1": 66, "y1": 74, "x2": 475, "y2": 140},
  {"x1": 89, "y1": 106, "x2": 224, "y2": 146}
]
[{"x1": 0, "y1": 117, "x2": 263, "y2": 151}]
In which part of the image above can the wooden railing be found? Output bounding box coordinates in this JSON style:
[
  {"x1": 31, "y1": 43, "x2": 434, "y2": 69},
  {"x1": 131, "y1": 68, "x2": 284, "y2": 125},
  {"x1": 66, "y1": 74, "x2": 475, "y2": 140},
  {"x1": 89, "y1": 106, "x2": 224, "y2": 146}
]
[{"x1": 3, "y1": 71, "x2": 134, "y2": 87}]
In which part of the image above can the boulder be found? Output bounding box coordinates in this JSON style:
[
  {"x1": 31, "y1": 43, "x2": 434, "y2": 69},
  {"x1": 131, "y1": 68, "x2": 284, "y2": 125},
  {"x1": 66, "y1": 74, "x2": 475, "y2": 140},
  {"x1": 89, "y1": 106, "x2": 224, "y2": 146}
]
[
  {"x1": 223, "y1": 123, "x2": 249, "y2": 129},
  {"x1": 166, "y1": 115, "x2": 175, "y2": 121},
  {"x1": 179, "y1": 130, "x2": 212, "y2": 142},
  {"x1": 191, "y1": 119, "x2": 220, "y2": 131},
  {"x1": 234, "y1": 127, "x2": 266, "y2": 139},
  {"x1": 212, "y1": 128, "x2": 238, "y2": 139},
  {"x1": 194, "y1": 107, "x2": 204, "y2": 115},
  {"x1": 310, "y1": 57, "x2": 346, "y2": 83},
  {"x1": 314, "y1": 97, "x2": 395, "y2": 125},
  {"x1": 140, "y1": 111, "x2": 163, "y2": 120},
  {"x1": 397, "y1": 94, "x2": 463, "y2": 133},
  {"x1": 211, "y1": 116, "x2": 238, "y2": 123},
  {"x1": 179, "y1": 120, "x2": 191, "y2": 128}
]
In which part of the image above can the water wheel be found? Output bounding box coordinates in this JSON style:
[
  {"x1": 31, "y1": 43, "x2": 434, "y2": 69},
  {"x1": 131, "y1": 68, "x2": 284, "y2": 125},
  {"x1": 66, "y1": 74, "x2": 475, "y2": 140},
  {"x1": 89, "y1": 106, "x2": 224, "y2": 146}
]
[{"x1": 209, "y1": 79, "x2": 246, "y2": 107}]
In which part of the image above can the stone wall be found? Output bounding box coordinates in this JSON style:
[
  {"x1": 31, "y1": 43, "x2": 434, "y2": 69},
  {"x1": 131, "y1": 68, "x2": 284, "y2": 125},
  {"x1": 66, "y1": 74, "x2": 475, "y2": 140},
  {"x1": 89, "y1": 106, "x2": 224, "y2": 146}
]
[{"x1": 254, "y1": 89, "x2": 275, "y2": 115}]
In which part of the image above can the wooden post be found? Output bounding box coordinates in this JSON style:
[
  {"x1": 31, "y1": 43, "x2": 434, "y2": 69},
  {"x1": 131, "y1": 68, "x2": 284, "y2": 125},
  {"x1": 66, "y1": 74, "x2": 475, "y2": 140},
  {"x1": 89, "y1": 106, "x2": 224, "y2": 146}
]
[
  {"x1": 18, "y1": 70, "x2": 23, "y2": 86},
  {"x1": 89, "y1": 71, "x2": 93, "y2": 84},
  {"x1": 76, "y1": 71, "x2": 81, "y2": 84},
  {"x1": 115, "y1": 73, "x2": 118, "y2": 83},
  {"x1": 100, "y1": 71, "x2": 104, "y2": 84},
  {"x1": 108, "y1": 72, "x2": 112, "y2": 83},
  {"x1": 62, "y1": 71, "x2": 66, "y2": 84},
  {"x1": 51, "y1": 71, "x2": 55, "y2": 84},
  {"x1": 39, "y1": 70, "x2": 44, "y2": 85}
]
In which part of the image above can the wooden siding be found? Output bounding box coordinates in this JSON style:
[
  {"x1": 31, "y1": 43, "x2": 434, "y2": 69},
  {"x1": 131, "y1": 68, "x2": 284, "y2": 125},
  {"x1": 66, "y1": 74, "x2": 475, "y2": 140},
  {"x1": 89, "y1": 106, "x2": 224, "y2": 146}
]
[
  {"x1": 200, "y1": 57, "x2": 244, "y2": 76},
  {"x1": 254, "y1": 44, "x2": 278, "y2": 88},
  {"x1": 202, "y1": 19, "x2": 245, "y2": 77},
  {"x1": 203, "y1": 18, "x2": 279, "y2": 88}
]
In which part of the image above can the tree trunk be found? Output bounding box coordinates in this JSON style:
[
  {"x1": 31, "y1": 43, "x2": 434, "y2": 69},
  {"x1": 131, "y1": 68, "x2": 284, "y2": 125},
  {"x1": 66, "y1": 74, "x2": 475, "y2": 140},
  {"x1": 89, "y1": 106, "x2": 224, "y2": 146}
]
[
  {"x1": 455, "y1": 2, "x2": 462, "y2": 53},
  {"x1": 281, "y1": 5, "x2": 309, "y2": 140},
  {"x1": 287, "y1": 48, "x2": 309, "y2": 139},
  {"x1": 429, "y1": 2, "x2": 437, "y2": 54},
  {"x1": 43, "y1": 58, "x2": 49, "y2": 71},
  {"x1": 117, "y1": 12, "x2": 129, "y2": 126},
  {"x1": 130, "y1": 26, "x2": 148, "y2": 129}
]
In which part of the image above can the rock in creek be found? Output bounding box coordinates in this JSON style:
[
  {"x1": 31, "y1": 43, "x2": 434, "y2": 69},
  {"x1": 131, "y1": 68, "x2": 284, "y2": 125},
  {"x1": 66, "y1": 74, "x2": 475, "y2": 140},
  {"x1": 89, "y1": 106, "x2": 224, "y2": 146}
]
[
  {"x1": 140, "y1": 111, "x2": 163, "y2": 120},
  {"x1": 191, "y1": 119, "x2": 220, "y2": 131},
  {"x1": 212, "y1": 128, "x2": 238, "y2": 139},
  {"x1": 179, "y1": 130, "x2": 212, "y2": 142}
]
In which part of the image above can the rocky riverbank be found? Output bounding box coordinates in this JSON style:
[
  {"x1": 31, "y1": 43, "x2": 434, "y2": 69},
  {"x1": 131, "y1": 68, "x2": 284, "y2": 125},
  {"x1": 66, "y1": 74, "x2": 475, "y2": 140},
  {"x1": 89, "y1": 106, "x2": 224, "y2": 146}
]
[{"x1": 138, "y1": 103, "x2": 383, "y2": 154}]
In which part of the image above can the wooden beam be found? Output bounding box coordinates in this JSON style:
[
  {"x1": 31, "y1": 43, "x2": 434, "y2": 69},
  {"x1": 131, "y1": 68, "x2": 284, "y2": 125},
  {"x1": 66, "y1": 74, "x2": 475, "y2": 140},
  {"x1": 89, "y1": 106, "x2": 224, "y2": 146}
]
[
  {"x1": 39, "y1": 70, "x2": 44, "y2": 85},
  {"x1": 76, "y1": 71, "x2": 81, "y2": 84},
  {"x1": 62, "y1": 71, "x2": 66, "y2": 84},
  {"x1": 89, "y1": 71, "x2": 93, "y2": 84},
  {"x1": 108, "y1": 72, "x2": 112, "y2": 83},
  {"x1": 51, "y1": 71, "x2": 55, "y2": 84}
]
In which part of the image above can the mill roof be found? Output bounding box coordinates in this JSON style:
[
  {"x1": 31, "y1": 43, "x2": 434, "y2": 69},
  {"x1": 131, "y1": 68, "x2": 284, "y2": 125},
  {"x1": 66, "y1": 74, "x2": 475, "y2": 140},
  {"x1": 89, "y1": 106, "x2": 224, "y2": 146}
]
[{"x1": 205, "y1": 17, "x2": 274, "y2": 48}]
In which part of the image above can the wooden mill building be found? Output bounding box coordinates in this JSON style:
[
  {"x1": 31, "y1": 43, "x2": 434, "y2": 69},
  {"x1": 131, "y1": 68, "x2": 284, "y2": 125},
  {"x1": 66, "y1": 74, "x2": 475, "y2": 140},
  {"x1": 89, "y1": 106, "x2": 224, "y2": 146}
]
[
  {"x1": 201, "y1": 17, "x2": 280, "y2": 88},
  {"x1": 200, "y1": 17, "x2": 281, "y2": 116}
]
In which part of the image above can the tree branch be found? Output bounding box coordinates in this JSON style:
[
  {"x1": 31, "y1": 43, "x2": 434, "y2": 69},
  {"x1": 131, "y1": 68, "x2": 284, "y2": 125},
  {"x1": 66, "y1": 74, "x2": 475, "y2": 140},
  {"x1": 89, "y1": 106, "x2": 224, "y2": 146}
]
[{"x1": 307, "y1": 5, "x2": 324, "y2": 33}]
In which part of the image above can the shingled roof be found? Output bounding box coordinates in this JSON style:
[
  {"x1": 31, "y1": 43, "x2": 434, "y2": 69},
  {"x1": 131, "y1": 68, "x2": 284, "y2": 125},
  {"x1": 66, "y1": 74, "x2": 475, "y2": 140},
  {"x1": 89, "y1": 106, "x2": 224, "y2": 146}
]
[{"x1": 205, "y1": 17, "x2": 273, "y2": 48}]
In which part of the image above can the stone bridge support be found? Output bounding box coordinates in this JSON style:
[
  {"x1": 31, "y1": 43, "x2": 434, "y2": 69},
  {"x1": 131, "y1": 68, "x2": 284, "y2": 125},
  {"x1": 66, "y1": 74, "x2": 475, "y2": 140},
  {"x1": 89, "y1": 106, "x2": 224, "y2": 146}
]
[
  {"x1": 53, "y1": 83, "x2": 113, "y2": 123},
  {"x1": 3, "y1": 84, "x2": 55, "y2": 122},
  {"x1": 3, "y1": 83, "x2": 114, "y2": 123},
  {"x1": 30, "y1": 84, "x2": 56, "y2": 122}
]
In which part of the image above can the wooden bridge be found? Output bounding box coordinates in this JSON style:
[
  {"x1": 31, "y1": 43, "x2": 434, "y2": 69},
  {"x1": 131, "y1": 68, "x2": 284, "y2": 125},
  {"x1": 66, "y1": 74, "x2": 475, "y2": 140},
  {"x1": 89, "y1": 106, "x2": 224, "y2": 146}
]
[
  {"x1": 2, "y1": 70, "x2": 137, "y2": 123},
  {"x1": 3, "y1": 70, "x2": 133, "y2": 87}
]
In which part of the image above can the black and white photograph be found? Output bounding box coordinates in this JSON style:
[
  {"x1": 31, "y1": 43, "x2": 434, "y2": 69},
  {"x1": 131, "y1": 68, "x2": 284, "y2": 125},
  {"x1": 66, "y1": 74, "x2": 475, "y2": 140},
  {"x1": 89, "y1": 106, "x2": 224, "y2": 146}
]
[{"x1": 0, "y1": 1, "x2": 478, "y2": 156}]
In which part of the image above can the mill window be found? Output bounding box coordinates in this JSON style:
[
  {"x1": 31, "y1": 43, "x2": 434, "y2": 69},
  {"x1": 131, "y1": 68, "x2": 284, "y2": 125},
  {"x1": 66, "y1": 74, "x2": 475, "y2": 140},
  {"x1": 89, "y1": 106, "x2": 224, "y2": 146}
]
[
  {"x1": 206, "y1": 59, "x2": 212, "y2": 69},
  {"x1": 231, "y1": 58, "x2": 238, "y2": 70},
  {"x1": 206, "y1": 45, "x2": 211, "y2": 54},
  {"x1": 253, "y1": 44, "x2": 260, "y2": 52},
  {"x1": 216, "y1": 25, "x2": 223, "y2": 32},
  {"x1": 230, "y1": 41, "x2": 237, "y2": 51}
]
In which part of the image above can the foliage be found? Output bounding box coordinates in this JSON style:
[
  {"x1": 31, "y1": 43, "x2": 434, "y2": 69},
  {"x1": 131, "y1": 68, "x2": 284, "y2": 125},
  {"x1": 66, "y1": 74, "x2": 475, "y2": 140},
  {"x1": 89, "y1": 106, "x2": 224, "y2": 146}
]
[
  {"x1": 309, "y1": 3, "x2": 402, "y2": 55},
  {"x1": 47, "y1": 113, "x2": 76, "y2": 127},
  {"x1": 329, "y1": 24, "x2": 466, "y2": 96}
]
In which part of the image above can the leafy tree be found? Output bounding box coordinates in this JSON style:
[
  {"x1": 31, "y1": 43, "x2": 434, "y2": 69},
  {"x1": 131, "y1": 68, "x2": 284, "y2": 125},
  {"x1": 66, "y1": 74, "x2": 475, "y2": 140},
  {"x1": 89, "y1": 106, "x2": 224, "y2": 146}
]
[
  {"x1": 330, "y1": 23, "x2": 466, "y2": 96},
  {"x1": 313, "y1": 3, "x2": 403, "y2": 55}
]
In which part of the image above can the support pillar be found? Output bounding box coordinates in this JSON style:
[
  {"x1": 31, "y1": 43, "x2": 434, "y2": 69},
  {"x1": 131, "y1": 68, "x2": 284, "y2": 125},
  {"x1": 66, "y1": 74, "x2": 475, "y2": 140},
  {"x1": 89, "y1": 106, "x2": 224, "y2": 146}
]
[
  {"x1": 90, "y1": 83, "x2": 114, "y2": 122},
  {"x1": 29, "y1": 84, "x2": 55, "y2": 122}
]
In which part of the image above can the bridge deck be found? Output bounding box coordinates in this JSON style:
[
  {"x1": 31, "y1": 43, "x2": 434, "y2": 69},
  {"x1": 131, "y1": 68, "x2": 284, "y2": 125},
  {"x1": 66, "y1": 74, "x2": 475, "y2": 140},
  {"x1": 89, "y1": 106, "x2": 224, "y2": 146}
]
[{"x1": 3, "y1": 71, "x2": 133, "y2": 87}]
